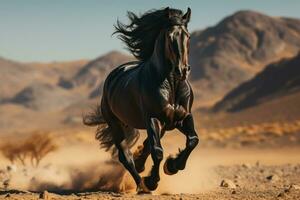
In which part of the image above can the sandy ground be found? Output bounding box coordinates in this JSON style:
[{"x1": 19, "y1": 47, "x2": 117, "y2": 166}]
[{"x1": 0, "y1": 137, "x2": 300, "y2": 200}]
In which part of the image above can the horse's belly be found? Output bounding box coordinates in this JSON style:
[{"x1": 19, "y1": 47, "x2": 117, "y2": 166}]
[
  {"x1": 112, "y1": 99, "x2": 146, "y2": 129},
  {"x1": 109, "y1": 77, "x2": 146, "y2": 129}
]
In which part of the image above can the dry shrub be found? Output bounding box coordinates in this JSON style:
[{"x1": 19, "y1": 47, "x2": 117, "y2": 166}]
[
  {"x1": 0, "y1": 132, "x2": 58, "y2": 167},
  {"x1": 0, "y1": 142, "x2": 28, "y2": 165}
]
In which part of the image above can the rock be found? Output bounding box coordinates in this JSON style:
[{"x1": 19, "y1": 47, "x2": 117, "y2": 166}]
[
  {"x1": 231, "y1": 190, "x2": 236, "y2": 194},
  {"x1": 288, "y1": 184, "x2": 300, "y2": 191},
  {"x1": 39, "y1": 191, "x2": 51, "y2": 200},
  {"x1": 5, "y1": 194, "x2": 10, "y2": 198},
  {"x1": 255, "y1": 161, "x2": 260, "y2": 167},
  {"x1": 6, "y1": 165, "x2": 17, "y2": 172},
  {"x1": 3, "y1": 179, "x2": 10, "y2": 189},
  {"x1": 266, "y1": 174, "x2": 280, "y2": 182},
  {"x1": 242, "y1": 163, "x2": 252, "y2": 169},
  {"x1": 234, "y1": 175, "x2": 240, "y2": 179},
  {"x1": 220, "y1": 179, "x2": 236, "y2": 189},
  {"x1": 277, "y1": 192, "x2": 285, "y2": 198}
]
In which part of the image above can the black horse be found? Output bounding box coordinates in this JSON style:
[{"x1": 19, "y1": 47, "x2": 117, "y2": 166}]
[{"x1": 84, "y1": 7, "x2": 199, "y2": 193}]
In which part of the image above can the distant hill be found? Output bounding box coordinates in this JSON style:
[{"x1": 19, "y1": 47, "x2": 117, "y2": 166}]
[
  {"x1": 212, "y1": 53, "x2": 300, "y2": 112},
  {"x1": 55, "y1": 51, "x2": 133, "y2": 99},
  {"x1": 3, "y1": 82, "x2": 83, "y2": 111},
  {"x1": 72, "y1": 51, "x2": 132, "y2": 88},
  {"x1": 0, "y1": 57, "x2": 36, "y2": 99},
  {"x1": 0, "y1": 57, "x2": 87, "y2": 100},
  {"x1": 190, "y1": 10, "x2": 300, "y2": 104}
]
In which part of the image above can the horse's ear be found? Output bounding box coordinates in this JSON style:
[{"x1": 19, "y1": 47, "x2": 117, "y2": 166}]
[
  {"x1": 182, "y1": 7, "x2": 191, "y2": 24},
  {"x1": 164, "y1": 7, "x2": 171, "y2": 19}
]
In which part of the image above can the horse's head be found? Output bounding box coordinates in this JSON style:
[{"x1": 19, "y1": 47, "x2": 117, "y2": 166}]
[{"x1": 164, "y1": 7, "x2": 191, "y2": 80}]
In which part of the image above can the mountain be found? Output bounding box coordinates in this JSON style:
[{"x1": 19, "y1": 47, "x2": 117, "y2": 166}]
[
  {"x1": 0, "y1": 57, "x2": 87, "y2": 100},
  {"x1": 0, "y1": 57, "x2": 37, "y2": 99},
  {"x1": 72, "y1": 51, "x2": 132, "y2": 88},
  {"x1": 0, "y1": 51, "x2": 132, "y2": 113},
  {"x1": 1, "y1": 10, "x2": 300, "y2": 135},
  {"x1": 190, "y1": 10, "x2": 300, "y2": 104},
  {"x1": 212, "y1": 53, "x2": 300, "y2": 112},
  {"x1": 3, "y1": 82, "x2": 83, "y2": 111},
  {"x1": 64, "y1": 51, "x2": 133, "y2": 99}
]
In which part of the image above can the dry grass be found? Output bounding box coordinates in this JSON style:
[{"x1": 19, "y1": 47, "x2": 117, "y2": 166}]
[{"x1": 0, "y1": 132, "x2": 58, "y2": 167}]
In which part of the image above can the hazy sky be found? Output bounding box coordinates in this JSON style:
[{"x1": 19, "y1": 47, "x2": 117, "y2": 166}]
[{"x1": 1, "y1": 0, "x2": 300, "y2": 62}]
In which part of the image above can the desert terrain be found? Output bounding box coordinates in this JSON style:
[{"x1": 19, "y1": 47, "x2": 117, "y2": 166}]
[
  {"x1": 1, "y1": 10, "x2": 300, "y2": 200},
  {"x1": 0, "y1": 136, "x2": 300, "y2": 199}
]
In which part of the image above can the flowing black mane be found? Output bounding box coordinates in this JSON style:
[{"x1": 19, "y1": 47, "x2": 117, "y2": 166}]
[{"x1": 114, "y1": 8, "x2": 185, "y2": 61}]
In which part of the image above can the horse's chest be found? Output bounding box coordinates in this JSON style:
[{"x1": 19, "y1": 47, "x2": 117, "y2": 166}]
[{"x1": 161, "y1": 103, "x2": 187, "y2": 129}]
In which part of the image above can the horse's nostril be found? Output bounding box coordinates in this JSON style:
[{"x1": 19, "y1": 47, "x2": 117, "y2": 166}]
[{"x1": 187, "y1": 65, "x2": 191, "y2": 71}]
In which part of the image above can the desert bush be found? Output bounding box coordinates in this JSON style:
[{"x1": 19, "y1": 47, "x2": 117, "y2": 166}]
[
  {"x1": 0, "y1": 132, "x2": 58, "y2": 167},
  {"x1": 26, "y1": 133, "x2": 58, "y2": 167},
  {"x1": 0, "y1": 142, "x2": 28, "y2": 165}
]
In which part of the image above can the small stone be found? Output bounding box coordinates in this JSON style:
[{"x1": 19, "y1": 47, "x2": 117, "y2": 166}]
[
  {"x1": 255, "y1": 161, "x2": 260, "y2": 167},
  {"x1": 234, "y1": 175, "x2": 240, "y2": 179},
  {"x1": 220, "y1": 179, "x2": 236, "y2": 189},
  {"x1": 39, "y1": 191, "x2": 50, "y2": 200},
  {"x1": 288, "y1": 184, "x2": 300, "y2": 191},
  {"x1": 242, "y1": 163, "x2": 252, "y2": 169},
  {"x1": 231, "y1": 190, "x2": 236, "y2": 194},
  {"x1": 6, "y1": 165, "x2": 17, "y2": 172},
  {"x1": 266, "y1": 174, "x2": 280, "y2": 182},
  {"x1": 5, "y1": 194, "x2": 10, "y2": 198},
  {"x1": 3, "y1": 179, "x2": 10, "y2": 189},
  {"x1": 277, "y1": 192, "x2": 285, "y2": 198}
]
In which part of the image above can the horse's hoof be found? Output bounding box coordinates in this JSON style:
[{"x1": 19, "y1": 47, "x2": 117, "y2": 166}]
[
  {"x1": 137, "y1": 177, "x2": 151, "y2": 194},
  {"x1": 163, "y1": 157, "x2": 178, "y2": 175},
  {"x1": 135, "y1": 164, "x2": 145, "y2": 173},
  {"x1": 143, "y1": 176, "x2": 158, "y2": 191}
]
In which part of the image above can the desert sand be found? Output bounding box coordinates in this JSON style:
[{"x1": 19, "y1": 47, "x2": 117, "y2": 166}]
[{"x1": 1, "y1": 133, "x2": 300, "y2": 200}]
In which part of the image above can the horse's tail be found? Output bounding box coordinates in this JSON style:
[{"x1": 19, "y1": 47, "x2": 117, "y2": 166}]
[
  {"x1": 83, "y1": 105, "x2": 140, "y2": 157},
  {"x1": 83, "y1": 106, "x2": 115, "y2": 154},
  {"x1": 83, "y1": 106, "x2": 106, "y2": 126}
]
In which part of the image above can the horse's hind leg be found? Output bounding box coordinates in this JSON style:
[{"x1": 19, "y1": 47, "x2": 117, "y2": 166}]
[
  {"x1": 115, "y1": 141, "x2": 142, "y2": 191},
  {"x1": 104, "y1": 121, "x2": 147, "y2": 193},
  {"x1": 141, "y1": 117, "x2": 164, "y2": 191},
  {"x1": 163, "y1": 114, "x2": 199, "y2": 175}
]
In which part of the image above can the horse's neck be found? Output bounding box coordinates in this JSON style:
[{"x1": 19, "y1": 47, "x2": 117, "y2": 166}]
[
  {"x1": 148, "y1": 34, "x2": 174, "y2": 82},
  {"x1": 147, "y1": 37, "x2": 181, "y2": 104}
]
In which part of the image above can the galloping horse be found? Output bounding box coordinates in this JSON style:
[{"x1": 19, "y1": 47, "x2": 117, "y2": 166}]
[{"x1": 84, "y1": 7, "x2": 199, "y2": 193}]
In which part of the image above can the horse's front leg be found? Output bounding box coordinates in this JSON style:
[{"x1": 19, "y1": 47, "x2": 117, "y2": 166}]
[
  {"x1": 141, "y1": 117, "x2": 164, "y2": 192},
  {"x1": 163, "y1": 114, "x2": 199, "y2": 175},
  {"x1": 133, "y1": 138, "x2": 151, "y2": 173}
]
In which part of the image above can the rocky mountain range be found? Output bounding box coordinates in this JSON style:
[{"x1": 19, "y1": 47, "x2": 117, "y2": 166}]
[
  {"x1": 213, "y1": 53, "x2": 300, "y2": 112},
  {"x1": 190, "y1": 10, "x2": 300, "y2": 103},
  {"x1": 1, "y1": 10, "x2": 300, "y2": 134}
]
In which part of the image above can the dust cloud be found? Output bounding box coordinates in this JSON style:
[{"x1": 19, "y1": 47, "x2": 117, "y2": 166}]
[
  {"x1": 4, "y1": 160, "x2": 135, "y2": 193},
  {"x1": 1, "y1": 135, "x2": 220, "y2": 194}
]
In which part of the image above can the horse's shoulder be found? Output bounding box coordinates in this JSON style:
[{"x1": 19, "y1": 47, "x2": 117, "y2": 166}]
[{"x1": 105, "y1": 61, "x2": 140, "y2": 83}]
